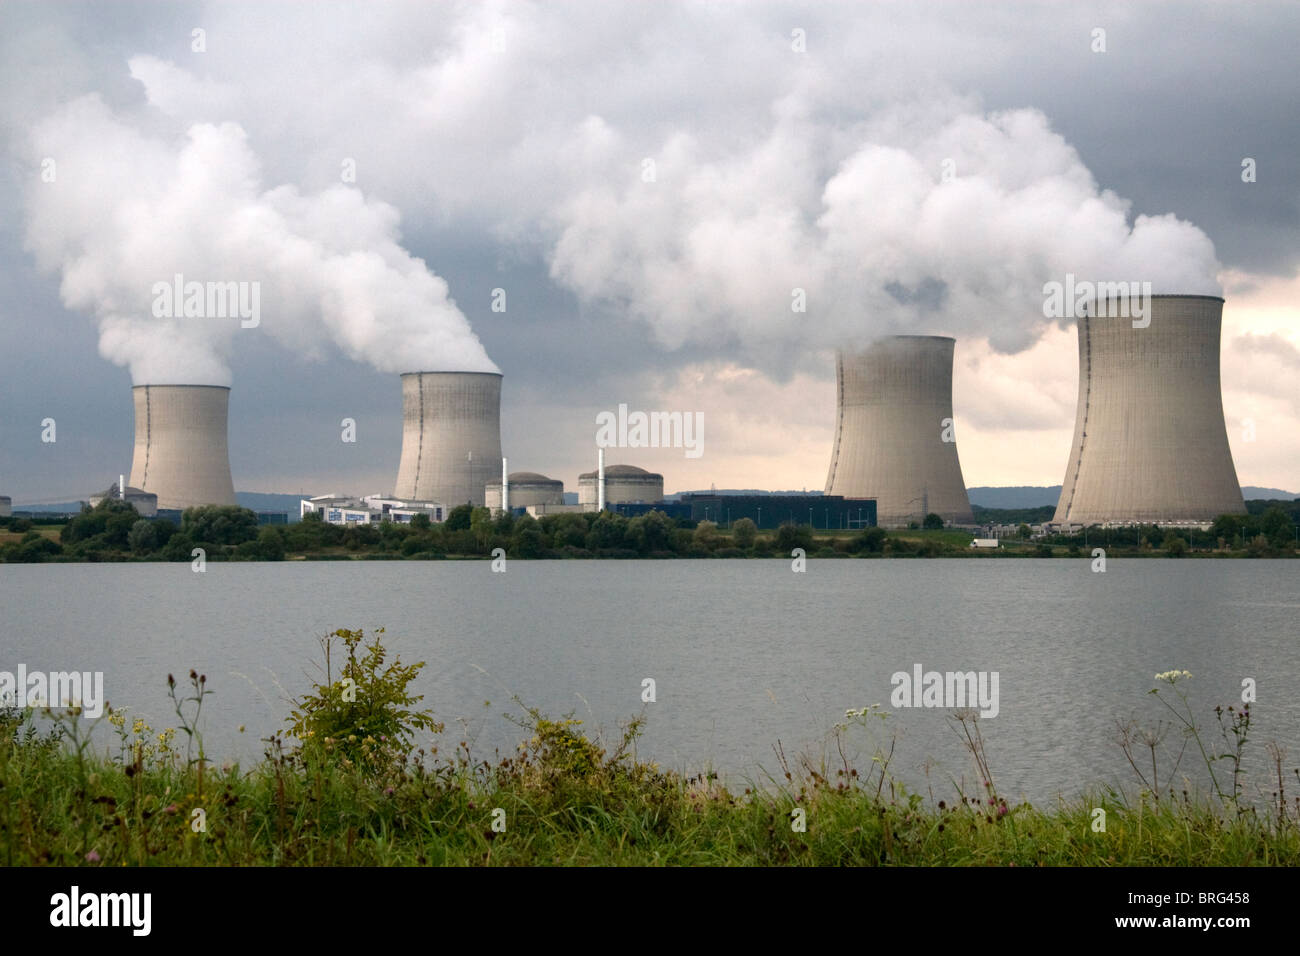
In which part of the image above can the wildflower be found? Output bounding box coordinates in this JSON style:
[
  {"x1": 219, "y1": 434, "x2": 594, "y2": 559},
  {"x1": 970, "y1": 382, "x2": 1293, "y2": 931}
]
[
  {"x1": 1154, "y1": 670, "x2": 1192, "y2": 684},
  {"x1": 85, "y1": 850, "x2": 100, "y2": 863}
]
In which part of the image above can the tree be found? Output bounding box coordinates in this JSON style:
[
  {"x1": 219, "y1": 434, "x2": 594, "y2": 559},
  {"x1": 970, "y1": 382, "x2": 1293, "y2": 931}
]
[
  {"x1": 409, "y1": 512, "x2": 431, "y2": 531},
  {"x1": 731, "y1": 517, "x2": 757, "y2": 549},
  {"x1": 692, "y1": 520, "x2": 720, "y2": 551},
  {"x1": 470, "y1": 506, "x2": 494, "y2": 550},
  {"x1": 127, "y1": 519, "x2": 159, "y2": 554},
  {"x1": 775, "y1": 522, "x2": 813, "y2": 553},
  {"x1": 857, "y1": 526, "x2": 887, "y2": 553},
  {"x1": 511, "y1": 517, "x2": 546, "y2": 558},
  {"x1": 256, "y1": 526, "x2": 285, "y2": 560},
  {"x1": 1260, "y1": 505, "x2": 1293, "y2": 549},
  {"x1": 181, "y1": 505, "x2": 258, "y2": 546},
  {"x1": 586, "y1": 513, "x2": 628, "y2": 551},
  {"x1": 1162, "y1": 531, "x2": 1186, "y2": 557},
  {"x1": 1017, "y1": 523, "x2": 1031, "y2": 539},
  {"x1": 625, "y1": 510, "x2": 674, "y2": 554},
  {"x1": 444, "y1": 504, "x2": 473, "y2": 531},
  {"x1": 922, "y1": 513, "x2": 944, "y2": 530}
]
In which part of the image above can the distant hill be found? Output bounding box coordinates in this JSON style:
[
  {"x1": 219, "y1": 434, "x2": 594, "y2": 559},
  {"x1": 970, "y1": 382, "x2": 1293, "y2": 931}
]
[
  {"x1": 665, "y1": 489, "x2": 824, "y2": 500},
  {"x1": 1241, "y1": 486, "x2": 1298, "y2": 501},
  {"x1": 236, "y1": 492, "x2": 309, "y2": 518},
  {"x1": 967, "y1": 485, "x2": 1295, "y2": 508},
  {"x1": 967, "y1": 486, "x2": 1062, "y2": 509}
]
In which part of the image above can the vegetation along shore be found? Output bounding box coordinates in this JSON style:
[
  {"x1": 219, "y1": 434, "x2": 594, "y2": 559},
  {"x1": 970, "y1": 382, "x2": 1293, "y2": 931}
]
[
  {"x1": 1, "y1": 498, "x2": 1297, "y2": 563},
  {"x1": 1, "y1": 629, "x2": 1297, "y2": 866}
]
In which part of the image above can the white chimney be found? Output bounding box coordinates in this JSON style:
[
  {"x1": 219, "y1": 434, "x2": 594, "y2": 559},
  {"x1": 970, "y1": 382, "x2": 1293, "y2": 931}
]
[
  {"x1": 502, "y1": 457, "x2": 509, "y2": 512},
  {"x1": 597, "y1": 447, "x2": 605, "y2": 511},
  {"x1": 119, "y1": 474, "x2": 125, "y2": 498}
]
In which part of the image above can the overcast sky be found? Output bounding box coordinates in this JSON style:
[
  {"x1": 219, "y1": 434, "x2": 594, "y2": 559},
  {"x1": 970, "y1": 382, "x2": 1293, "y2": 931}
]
[{"x1": 1, "y1": 0, "x2": 1297, "y2": 504}]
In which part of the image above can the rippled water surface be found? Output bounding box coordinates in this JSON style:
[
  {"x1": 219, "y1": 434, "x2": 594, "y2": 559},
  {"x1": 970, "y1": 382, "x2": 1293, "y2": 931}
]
[{"x1": 2, "y1": 559, "x2": 1296, "y2": 803}]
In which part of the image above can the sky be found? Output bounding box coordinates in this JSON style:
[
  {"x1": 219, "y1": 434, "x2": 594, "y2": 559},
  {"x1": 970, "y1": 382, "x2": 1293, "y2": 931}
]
[{"x1": 1, "y1": 0, "x2": 1297, "y2": 504}]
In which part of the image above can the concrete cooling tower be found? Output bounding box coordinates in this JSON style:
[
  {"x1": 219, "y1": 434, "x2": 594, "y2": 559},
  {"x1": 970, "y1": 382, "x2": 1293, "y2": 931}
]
[
  {"x1": 128, "y1": 385, "x2": 238, "y2": 510},
  {"x1": 824, "y1": 336, "x2": 974, "y2": 527},
  {"x1": 394, "y1": 371, "x2": 503, "y2": 508},
  {"x1": 1053, "y1": 294, "x2": 1245, "y2": 526}
]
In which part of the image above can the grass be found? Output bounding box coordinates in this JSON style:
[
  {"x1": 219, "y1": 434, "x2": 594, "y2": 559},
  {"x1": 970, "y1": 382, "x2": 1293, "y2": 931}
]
[{"x1": 2, "y1": 647, "x2": 1297, "y2": 867}]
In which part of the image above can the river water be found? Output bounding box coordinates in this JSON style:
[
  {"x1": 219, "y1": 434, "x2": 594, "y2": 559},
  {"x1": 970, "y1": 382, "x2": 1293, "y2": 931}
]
[{"x1": 1, "y1": 559, "x2": 1295, "y2": 804}]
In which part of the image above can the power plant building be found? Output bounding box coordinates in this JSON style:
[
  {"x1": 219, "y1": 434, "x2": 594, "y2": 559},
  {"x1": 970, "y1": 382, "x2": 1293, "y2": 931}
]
[
  {"x1": 301, "y1": 494, "x2": 445, "y2": 525},
  {"x1": 0, "y1": 496, "x2": 10, "y2": 518},
  {"x1": 486, "y1": 471, "x2": 565, "y2": 511},
  {"x1": 578, "y1": 464, "x2": 663, "y2": 506},
  {"x1": 824, "y1": 336, "x2": 974, "y2": 527},
  {"x1": 394, "y1": 371, "x2": 502, "y2": 509},
  {"x1": 89, "y1": 479, "x2": 158, "y2": 517},
  {"x1": 1053, "y1": 294, "x2": 1246, "y2": 527},
  {"x1": 679, "y1": 494, "x2": 877, "y2": 530},
  {"x1": 128, "y1": 384, "x2": 238, "y2": 510}
]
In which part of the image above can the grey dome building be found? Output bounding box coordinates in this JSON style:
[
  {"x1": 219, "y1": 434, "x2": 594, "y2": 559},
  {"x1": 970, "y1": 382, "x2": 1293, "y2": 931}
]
[
  {"x1": 486, "y1": 471, "x2": 565, "y2": 510},
  {"x1": 578, "y1": 464, "x2": 663, "y2": 506},
  {"x1": 824, "y1": 336, "x2": 973, "y2": 527},
  {"x1": 1053, "y1": 294, "x2": 1245, "y2": 526},
  {"x1": 128, "y1": 384, "x2": 237, "y2": 510},
  {"x1": 394, "y1": 371, "x2": 503, "y2": 509}
]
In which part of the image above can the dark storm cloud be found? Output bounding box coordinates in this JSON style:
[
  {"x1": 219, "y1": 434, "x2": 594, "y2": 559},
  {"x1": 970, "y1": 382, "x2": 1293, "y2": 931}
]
[{"x1": 0, "y1": 1, "x2": 1295, "y2": 501}]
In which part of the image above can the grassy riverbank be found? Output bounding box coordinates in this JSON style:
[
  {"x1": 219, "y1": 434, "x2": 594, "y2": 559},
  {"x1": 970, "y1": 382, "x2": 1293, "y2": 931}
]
[{"x1": 2, "y1": 634, "x2": 1297, "y2": 866}]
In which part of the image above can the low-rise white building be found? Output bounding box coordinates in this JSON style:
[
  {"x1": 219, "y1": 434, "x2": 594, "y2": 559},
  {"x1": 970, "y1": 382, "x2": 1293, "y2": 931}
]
[{"x1": 301, "y1": 494, "x2": 445, "y2": 525}]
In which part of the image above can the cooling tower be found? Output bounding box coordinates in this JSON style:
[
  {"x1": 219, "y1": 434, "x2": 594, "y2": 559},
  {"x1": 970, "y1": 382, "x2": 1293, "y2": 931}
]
[
  {"x1": 824, "y1": 336, "x2": 974, "y2": 527},
  {"x1": 1054, "y1": 295, "x2": 1245, "y2": 526},
  {"x1": 394, "y1": 371, "x2": 502, "y2": 508},
  {"x1": 128, "y1": 385, "x2": 238, "y2": 510}
]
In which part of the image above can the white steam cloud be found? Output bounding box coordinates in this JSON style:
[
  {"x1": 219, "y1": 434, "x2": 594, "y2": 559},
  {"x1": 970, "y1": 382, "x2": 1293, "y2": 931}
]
[
  {"x1": 17, "y1": 6, "x2": 1223, "y2": 386},
  {"x1": 550, "y1": 101, "x2": 1222, "y2": 357},
  {"x1": 23, "y1": 83, "x2": 496, "y2": 386}
]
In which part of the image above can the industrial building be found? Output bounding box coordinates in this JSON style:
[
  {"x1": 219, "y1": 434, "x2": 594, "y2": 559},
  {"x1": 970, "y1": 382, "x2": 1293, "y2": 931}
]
[
  {"x1": 824, "y1": 336, "x2": 974, "y2": 527},
  {"x1": 89, "y1": 477, "x2": 158, "y2": 517},
  {"x1": 679, "y1": 494, "x2": 876, "y2": 530},
  {"x1": 0, "y1": 496, "x2": 10, "y2": 518},
  {"x1": 394, "y1": 371, "x2": 503, "y2": 509},
  {"x1": 578, "y1": 464, "x2": 663, "y2": 506},
  {"x1": 1053, "y1": 294, "x2": 1246, "y2": 527},
  {"x1": 486, "y1": 471, "x2": 565, "y2": 511},
  {"x1": 128, "y1": 384, "x2": 238, "y2": 510},
  {"x1": 300, "y1": 494, "x2": 445, "y2": 525}
]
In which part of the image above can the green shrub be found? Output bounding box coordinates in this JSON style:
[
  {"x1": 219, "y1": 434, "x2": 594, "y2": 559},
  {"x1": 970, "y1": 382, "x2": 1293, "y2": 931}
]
[{"x1": 287, "y1": 627, "x2": 442, "y2": 775}]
